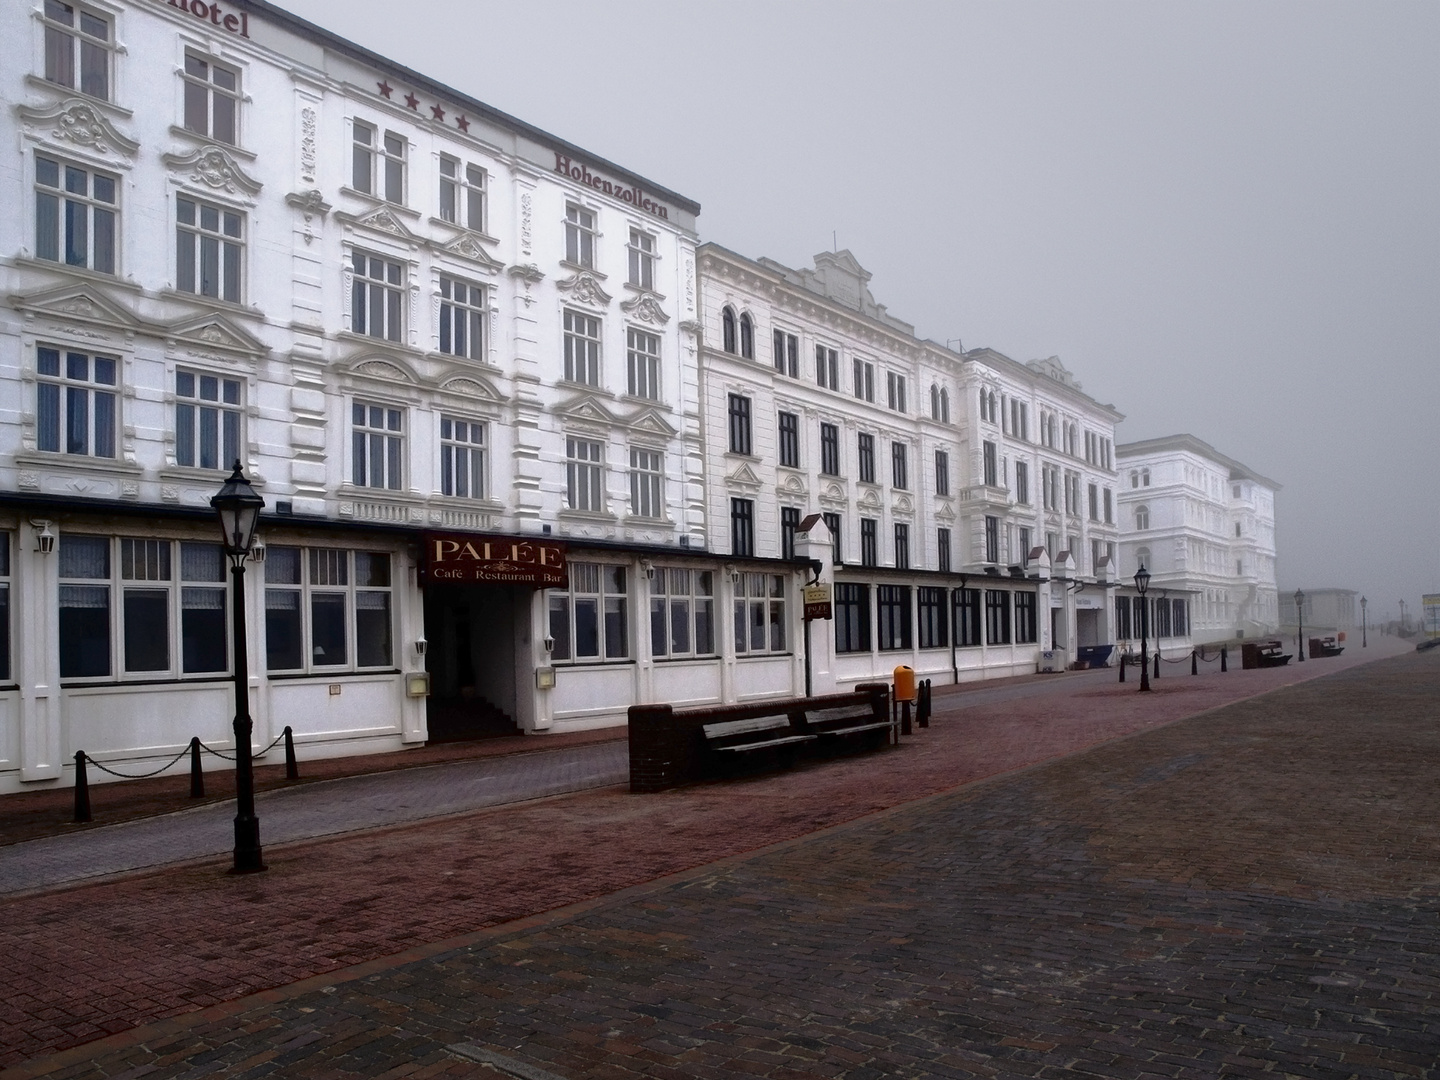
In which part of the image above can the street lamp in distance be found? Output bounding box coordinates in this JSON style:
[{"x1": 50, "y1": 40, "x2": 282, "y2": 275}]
[
  {"x1": 211, "y1": 461, "x2": 266, "y2": 874},
  {"x1": 1135, "y1": 563, "x2": 1151, "y2": 692},
  {"x1": 1361, "y1": 595, "x2": 1367, "y2": 648},
  {"x1": 1294, "y1": 589, "x2": 1306, "y2": 662}
]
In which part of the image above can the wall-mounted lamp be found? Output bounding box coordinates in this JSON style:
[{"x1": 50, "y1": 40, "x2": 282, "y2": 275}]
[
  {"x1": 543, "y1": 636, "x2": 555, "y2": 654},
  {"x1": 725, "y1": 563, "x2": 738, "y2": 585},
  {"x1": 32, "y1": 520, "x2": 56, "y2": 555},
  {"x1": 414, "y1": 637, "x2": 427, "y2": 658},
  {"x1": 640, "y1": 558, "x2": 655, "y2": 580},
  {"x1": 249, "y1": 538, "x2": 266, "y2": 563}
]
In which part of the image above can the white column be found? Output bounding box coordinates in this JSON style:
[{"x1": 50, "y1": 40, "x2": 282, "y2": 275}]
[
  {"x1": 18, "y1": 520, "x2": 61, "y2": 782},
  {"x1": 795, "y1": 521, "x2": 837, "y2": 696}
]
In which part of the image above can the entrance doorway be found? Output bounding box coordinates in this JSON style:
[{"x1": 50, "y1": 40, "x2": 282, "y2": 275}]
[
  {"x1": 1076, "y1": 609, "x2": 1102, "y2": 647},
  {"x1": 423, "y1": 583, "x2": 524, "y2": 741}
]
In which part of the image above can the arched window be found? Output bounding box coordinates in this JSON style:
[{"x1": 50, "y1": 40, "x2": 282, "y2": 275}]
[
  {"x1": 940, "y1": 388, "x2": 950, "y2": 423},
  {"x1": 722, "y1": 306, "x2": 737, "y2": 354},
  {"x1": 1129, "y1": 469, "x2": 1139, "y2": 489},
  {"x1": 739, "y1": 312, "x2": 754, "y2": 359},
  {"x1": 1141, "y1": 467, "x2": 1151, "y2": 487},
  {"x1": 1135, "y1": 504, "x2": 1150, "y2": 530},
  {"x1": 1135, "y1": 546, "x2": 1151, "y2": 573},
  {"x1": 930, "y1": 384, "x2": 940, "y2": 420}
]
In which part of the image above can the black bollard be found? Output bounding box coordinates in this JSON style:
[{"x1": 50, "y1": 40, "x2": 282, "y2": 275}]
[
  {"x1": 284, "y1": 725, "x2": 298, "y2": 780},
  {"x1": 1119, "y1": 654, "x2": 1126, "y2": 682},
  {"x1": 918, "y1": 680, "x2": 930, "y2": 728},
  {"x1": 1154, "y1": 652, "x2": 1161, "y2": 679},
  {"x1": 190, "y1": 736, "x2": 205, "y2": 798},
  {"x1": 1192, "y1": 651, "x2": 1198, "y2": 675},
  {"x1": 73, "y1": 750, "x2": 91, "y2": 823},
  {"x1": 1221, "y1": 646, "x2": 1228, "y2": 672}
]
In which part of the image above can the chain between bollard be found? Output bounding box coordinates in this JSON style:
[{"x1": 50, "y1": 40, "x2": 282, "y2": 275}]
[{"x1": 78, "y1": 744, "x2": 192, "y2": 780}]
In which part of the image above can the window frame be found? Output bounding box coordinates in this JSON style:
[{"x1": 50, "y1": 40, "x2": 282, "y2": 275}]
[
  {"x1": 181, "y1": 51, "x2": 240, "y2": 145},
  {"x1": 877, "y1": 584, "x2": 912, "y2": 651},
  {"x1": 730, "y1": 497, "x2": 755, "y2": 557},
  {"x1": 439, "y1": 275, "x2": 486, "y2": 361},
  {"x1": 649, "y1": 566, "x2": 715, "y2": 660},
  {"x1": 350, "y1": 249, "x2": 405, "y2": 342},
  {"x1": 815, "y1": 344, "x2": 839, "y2": 390},
  {"x1": 891, "y1": 442, "x2": 908, "y2": 490},
  {"x1": 835, "y1": 583, "x2": 871, "y2": 654},
  {"x1": 772, "y1": 329, "x2": 798, "y2": 378},
  {"x1": 566, "y1": 436, "x2": 605, "y2": 512},
  {"x1": 174, "y1": 368, "x2": 241, "y2": 472},
  {"x1": 629, "y1": 446, "x2": 664, "y2": 520},
  {"x1": 860, "y1": 518, "x2": 878, "y2": 567},
  {"x1": 439, "y1": 415, "x2": 487, "y2": 500},
  {"x1": 626, "y1": 326, "x2": 662, "y2": 400},
  {"x1": 36, "y1": 344, "x2": 117, "y2": 459},
  {"x1": 564, "y1": 203, "x2": 596, "y2": 267},
  {"x1": 42, "y1": 0, "x2": 113, "y2": 102},
  {"x1": 439, "y1": 156, "x2": 487, "y2": 232},
  {"x1": 627, "y1": 227, "x2": 656, "y2": 290},
  {"x1": 351, "y1": 401, "x2": 405, "y2": 491},
  {"x1": 985, "y1": 589, "x2": 1012, "y2": 645},
  {"x1": 820, "y1": 422, "x2": 840, "y2": 477},
  {"x1": 727, "y1": 394, "x2": 753, "y2": 456},
  {"x1": 34, "y1": 153, "x2": 117, "y2": 275},
  {"x1": 562, "y1": 308, "x2": 602, "y2": 387},
  {"x1": 176, "y1": 194, "x2": 244, "y2": 304},
  {"x1": 547, "y1": 562, "x2": 630, "y2": 664},
  {"x1": 733, "y1": 572, "x2": 787, "y2": 656},
  {"x1": 777, "y1": 411, "x2": 800, "y2": 469},
  {"x1": 857, "y1": 433, "x2": 876, "y2": 484}
]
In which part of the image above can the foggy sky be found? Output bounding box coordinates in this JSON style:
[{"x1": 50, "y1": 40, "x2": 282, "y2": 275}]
[{"x1": 280, "y1": 0, "x2": 1440, "y2": 626}]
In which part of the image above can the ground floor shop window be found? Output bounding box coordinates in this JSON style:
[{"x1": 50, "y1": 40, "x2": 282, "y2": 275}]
[
  {"x1": 1115, "y1": 596, "x2": 1132, "y2": 639},
  {"x1": 917, "y1": 586, "x2": 947, "y2": 649},
  {"x1": 651, "y1": 567, "x2": 714, "y2": 658},
  {"x1": 1155, "y1": 597, "x2": 1173, "y2": 638},
  {"x1": 734, "y1": 572, "x2": 786, "y2": 654},
  {"x1": 549, "y1": 562, "x2": 628, "y2": 662},
  {"x1": 954, "y1": 587, "x2": 981, "y2": 647},
  {"x1": 56, "y1": 534, "x2": 231, "y2": 680},
  {"x1": 985, "y1": 589, "x2": 1011, "y2": 645},
  {"x1": 265, "y1": 547, "x2": 393, "y2": 673},
  {"x1": 1014, "y1": 591, "x2": 1038, "y2": 644},
  {"x1": 1172, "y1": 599, "x2": 1189, "y2": 637},
  {"x1": 835, "y1": 583, "x2": 870, "y2": 653},
  {"x1": 878, "y1": 585, "x2": 912, "y2": 650},
  {"x1": 1132, "y1": 596, "x2": 1148, "y2": 638}
]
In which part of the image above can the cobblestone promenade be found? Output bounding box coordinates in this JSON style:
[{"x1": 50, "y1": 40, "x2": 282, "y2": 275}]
[{"x1": 3, "y1": 642, "x2": 1436, "y2": 1078}]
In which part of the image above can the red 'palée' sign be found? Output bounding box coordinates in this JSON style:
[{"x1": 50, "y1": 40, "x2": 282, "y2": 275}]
[{"x1": 421, "y1": 533, "x2": 568, "y2": 588}]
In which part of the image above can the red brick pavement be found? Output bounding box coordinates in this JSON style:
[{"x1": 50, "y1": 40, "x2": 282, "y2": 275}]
[{"x1": 0, "y1": 638, "x2": 1411, "y2": 1069}]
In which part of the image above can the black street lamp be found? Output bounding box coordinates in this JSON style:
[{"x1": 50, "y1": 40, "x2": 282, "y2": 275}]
[
  {"x1": 211, "y1": 461, "x2": 266, "y2": 874},
  {"x1": 1294, "y1": 589, "x2": 1306, "y2": 662},
  {"x1": 1361, "y1": 595, "x2": 1367, "y2": 648},
  {"x1": 1135, "y1": 563, "x2": 1151, "y2": 692}
]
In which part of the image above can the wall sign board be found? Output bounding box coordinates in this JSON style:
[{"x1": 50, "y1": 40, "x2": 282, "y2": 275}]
[{"x1": 421, "y1": 533, "x2": 568, "y2": 588}]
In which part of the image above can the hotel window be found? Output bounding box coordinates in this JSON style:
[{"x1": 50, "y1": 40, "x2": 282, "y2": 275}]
[
  {"x1": 176, "y1": 197, "x2": 242, "y2": 303},
  {"x1": 352, "y1": 403, "x2": 403, "y2": 490},
  {"x1": 894, "y1": 523, "x2": 910, "y2": 570},
  {"x1": 980, "y1": 389, "x2": 996, "y2": 425},
  {"x1": 566, "y1": 438, "x2": 604, "y2": 512},
  {"x1": 954, "y1": 588, "x2": 981, "y2": 647},
  {"x1": 984, "y1": 515, "x2": 999, "y2": 564},
  {"x1": 35, "y1": 155, "x2": 116, "y2": 274},
  {"x1": 930, "y1": 385, "x2": 941, "y2": 421},
  {"x1": 887, "y1": 372, "x2": 907, "y2": 413},
  {"x1": 563, "y1": 309, "x2": 602, "y2": 386},
  {"x1": 1018, "y1": 527, "x2": 1031, "y2": 566},
  {"x1": 1014, "y1": 591, "x2": 1038, "y2": 644},
  {"x1": 734, "y1": 573, "x2": 787, "y2": 655},
  {"x1": 891, "y1": 442, "x2": 908, "y2": 490},
  {"x1": 629, "y1": 447, "x2": 663, "y2": 519},
  {"x1": 820, "y1": 423, "x2": 840, "y2": 476},
  {"x1": 37, "y1": 346, "x2": 116, "y2": 458},
  {"x1": 773, "y1": 329, "x2": 798, "y2": 377},
  {"x1": 548, "y1": 562, "x2": 628, "y2": 663},
  {"x1": 983, "y1": 441, "x2": 998, "y2": 487},
  {"x1": 182, "y1": 53, "x2": 239, "y2": 145},
  {"x1": 877, "y1": 585, "x2": 912, "y2": 651},
  {"x1": 440, "y1": 416, "x2": 486, "y2": 499},
  {"x1": 1011, "y1": 399, "x2": 1028, "y2": 441},
  {"x1": 352, "y1": 121, "x2": 405, "y2": 203},
  {"x1": 727, "y1": 394, "x2": 752, "y2": 456},
  {"x1": 815, "y1": 344, "x2": 839, "y2": 390},
  {"x1": 853, "y1": 359, "x2": 875, "y2": 403},
  {"x1": 439, "y1": 158, "x2": 486, "y2": 231},
  {"x1": 1091, "y1": 539, "x2": 1104, "y2": 576},
  {"x1": 778, "y1": 411, "x2": 800, "y2": 468},
  {"x1": 934, "y1": 450, "x2": 949, "y2": 497},
  {"x1": 0, "y1": 535, "x2": 8, "y2": 681},
  {"x1": 650, "y1": 568, "x2": 714, "y2": 659},
  {"x1": 858, "y1": 433, "x2": 875, "y2": 483},
  {"x1": 835, "y1": 583, "x2": 871, "y2": 653},
  {"x1": 1014, "y1": 461, "x2": 1029, "y2": 505},
  {"x1": 627, "y1": 327, "x2": 661, "y2": 400},
  {"x1": 564, "y1": 204, "x2": 595, "y2": 267},
  {"x1": 823, "y1": 512, "x2": 843, "y2": 565},
  {"x1": 627, "y1": 228, "x2": 655, "y2": 289},
  {"x1": 56, "y1": 535, "x2": 109, "y2": 677},
  {"x1": 917, "y1": 587, "x2": 947, "y2": 649},
  {"x1": 1088, "y1": 483, "x2": 1099, "y2": 521},
  {"x1": 264, "y1": 547, "x2": 392, "y2": 672},
  {"x1": 985, "y1": 589, "x2": 1011, "y2": 645},
  {"x1": 1065, "y1": 471, "x2": 1081, "y2": 516},
  {"x1": 42, "y1": 1, "x2": 111, "y2": 100},
  {"x1": 781, "y1": 506, "x2": 800, "y2": 560},
  {"x1": 722, "y1": 307, "x2": 737, "y2": 353},
  {"x1": 175, "y1": 370, "x2": 240, "y2": 471},
  {"x1": 1135, "y1": 504, "x2": 1150, "y2": 530},
  {"x1": 439, "y1": 276, "x2": 486, "y2": 360},
  {"x1": 351, "y1": 251, "x2": 404, "y2": 341},
  {"x1": 937, "y1": 527, "x2": 951, "y2": 573},
  {"x1": 739, "y1": 313, "x2": 754, "y2": 360},
  {"x1": 730, "y1": 498, "x2": 754, "y2": 557},
  {"x1": 1103, "y1": 487, "x2": 1113, "y2": 523},
  {"x1": 860, "y1": 518, "x2": 877, "y2": 567}
]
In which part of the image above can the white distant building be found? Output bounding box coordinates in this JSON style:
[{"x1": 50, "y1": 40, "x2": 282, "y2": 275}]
[
  {"x1": 1115, "y1": 435, "x2": 1280, "y2": 645},
  {"x1": 696, "y1": 244, "x2": 1124, "y2": 689}
]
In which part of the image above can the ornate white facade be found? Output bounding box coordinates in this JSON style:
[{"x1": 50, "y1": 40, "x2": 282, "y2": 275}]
[{"x1": 1116, "y1": 434, "x2": 1280, "y2": 643}]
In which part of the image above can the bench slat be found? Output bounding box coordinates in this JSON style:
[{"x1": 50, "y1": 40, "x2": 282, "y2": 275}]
[
  {"x1": 815, "y1": 722, "x2": 891, "y2": 737},
  {"x1": 806, "y1": 705, "x2": 879, "y2": 725},
  {"x1": 703, "y1": 715, "x2": 792, "y2": 740},
  {"x1": 713, "y1": 734, "x2": 818, "y2": 753}
]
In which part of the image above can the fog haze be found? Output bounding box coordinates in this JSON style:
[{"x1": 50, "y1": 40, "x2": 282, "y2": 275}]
[{"x1": 280, "y1": 0, "x2": 1440, "y2": 625}]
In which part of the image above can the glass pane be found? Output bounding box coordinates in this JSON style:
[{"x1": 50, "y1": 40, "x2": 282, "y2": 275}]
[
  {"x1": 354, "y1": 552, "x2": 390, "y2": 587},
  {"x1": 38, "y1": 382, "x2": 60, "y2": 452},
  {"x1": 750, "y1": 601, "x2": 766, "y2": 651},
  {"x1": 60, "y1": 534, "x2": 109, "y2": 578},
  {"x1": 694, "y1": 599, "x2": 714, "y2": 655},
  {"x1": 547, "y1": 595, "x2": 571, "y2": 660},
  {"x1": 356, "y1": 591, "x2": 391, "y2": 667},
  {"x1": 604, "y1": 598, "x2": 627, "y2": 658},
  {"x1": 184, "y1": 78, "x2": 208, "y2": 133},
  {"x1": 124, "y1": 589, "x2": 169, "y2": 672},
  {"x1": 93, "y1": 392, "x2": 115, "y2": 457},
  {"x1": 36, "y1": 191, "x2": 59, "y2": 262},
  {"x1": 265, "y1": 546, "x2": 302, "y2": 585},
  {"x1": 0, "y1": 584, "x2": 9, "y2": 682},
  {"x1": 311, "y1": 592, "x2": 347, "y2": 665},
  {"x1": 213, "y1": 94, "x2": 235, "y2": 145},
  {"x1": 574, "y1": 597, "x2": 599, "y2": 658},
  {"x1": 181, "y1": 543, "x2": 224, "y2": 582},
  {"x1": 650, "y1": 597, "x2": 666, "y2": 656},
  {"x1": 59, "y1": 584, "x2": 110, "y2": 677},
  {"x1": 670, "y1": 598, "x2": 690, "y2": 654},
  {"x1": 769, "y1": 602, "x2": 785, "y2": 652},
  {"x1": 264, "y1": 589, "x2": 302, "y2": 670}
]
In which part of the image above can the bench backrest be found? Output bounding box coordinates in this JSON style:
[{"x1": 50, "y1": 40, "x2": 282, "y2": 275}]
[{"x1": 703, "y1": 714, "x2": 793, "y2": 742}]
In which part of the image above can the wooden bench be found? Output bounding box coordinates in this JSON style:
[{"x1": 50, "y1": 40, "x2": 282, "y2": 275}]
[
  {"x1": 803, "y1": 702, "x2": 893, "y2": 744},
  {"x1": 702, "y1": 714, "x2": 816, "y2": 756}
]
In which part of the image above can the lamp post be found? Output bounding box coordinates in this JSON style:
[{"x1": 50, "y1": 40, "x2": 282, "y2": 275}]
[
  {"x1": 1135, "y1": 563, "x2": 1151, "y2": 692},
  {"x1": 1294, "y1": 589, "x2": 1305, "y2": 662},
  {"x1": 1361, "y1": 596, "x2": 1367, "y2": 648},
  {"x1": 211, "y1": 462, "x2": 266, "y2": 874}
]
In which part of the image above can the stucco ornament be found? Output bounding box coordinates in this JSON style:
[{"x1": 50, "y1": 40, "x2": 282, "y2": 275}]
[{"x1": 163, "y1": 146, "x2": 264, "y2": 196}]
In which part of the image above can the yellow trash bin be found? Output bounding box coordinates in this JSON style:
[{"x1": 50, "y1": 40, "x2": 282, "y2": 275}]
[{"x1": 892, "y1": 665, "x2": 916, "y2": 703}]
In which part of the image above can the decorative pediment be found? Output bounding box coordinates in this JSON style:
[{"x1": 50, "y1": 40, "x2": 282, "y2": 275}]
[
  {"x1": 17, "y1": 98, "x2": 139, "y2": 157},
  {"x1": 858, "y1": 487, "x2": 883, "y2": 510},
  {"x1": 164, "y1": 312, "x2": 268, "y2": 355},
  {"x1": 349, "y1": 357, "x2": 417, "y2": 383},
  {"x1": 892, "y1": 494, "x2": 914, "y2": 515},
  {"x1": 619, "y1": 291, "x2": 670, "y2": 325},
  {"x1": 820, "y1": 482, "x2": 847, "y2": 506},
  {"x1": 437, "y1": 232, "x2": 503, "y2": 271},
  {"x1": 555, "y1": 271, "x2": 612, "y2": 307},
  {"x1": 934, "y1": 500, "x2": 956, "y2": 522},
  {"x1": 558, "y1": 394, "x2": 620, "y2": 428},
  {"x1": 162, "y1": 145, "x2": 263, "y2": 196},
  {"x1": 777, "y1": 473, "x2": 808, "y2": 497},
  {"x1": 11, "y1": 283, "x2": 141, "y2": 330},
  {"x1": 340, "y1": 206, "x2": 420, "y2": 242},
  {"x1": 438, "y1": 373, "x2": 502, "y2": 401},
  {"x1": 727, "y1": 462, "x2": 762, "y2": 490},
  {"x1": 625, "y1": 408, "x2": 678, "y2": 438}
]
